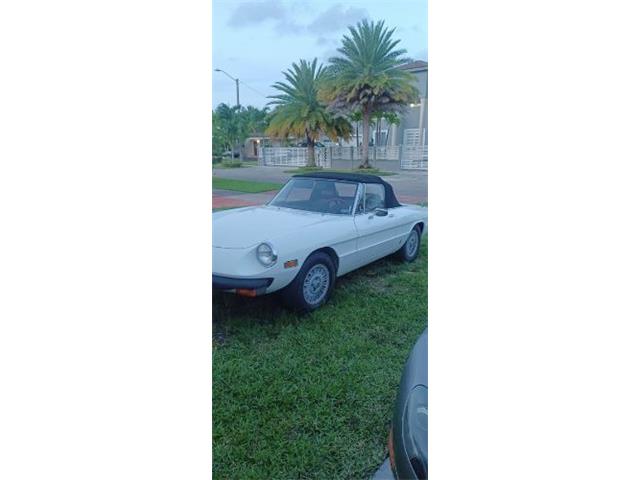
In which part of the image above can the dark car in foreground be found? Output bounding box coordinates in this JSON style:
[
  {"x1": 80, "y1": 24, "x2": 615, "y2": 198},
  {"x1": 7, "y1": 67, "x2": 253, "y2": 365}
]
[{"x1": 375, "y1": 329, "x2": 427, "y2": 479}]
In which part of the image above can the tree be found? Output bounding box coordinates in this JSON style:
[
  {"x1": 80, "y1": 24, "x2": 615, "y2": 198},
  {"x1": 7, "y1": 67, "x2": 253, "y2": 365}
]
[
  {"x1": 267, "y1": 59, "x2": 352, "y2": 167},
  {"x1": 321, "y1": 20, "x2": 419, "y2": 168},
  {"x1": 372, "y1": 110, "x2": 400, "y2": 146},
  {"x1": 349, "y1": 111, "x2": 363, "y2": 147},
  {"x1": 213, "y1": 104, "x2": 270, "y2": 159},
  {"x1": 214, "y1": 103, "x2": 241, "y2": 156},
  {"x1": 212, "y1": 111, "x2": 228, "y2": 158},
  {"x1": 240, "y1": 106, "x2": 269, "y2": 136}
]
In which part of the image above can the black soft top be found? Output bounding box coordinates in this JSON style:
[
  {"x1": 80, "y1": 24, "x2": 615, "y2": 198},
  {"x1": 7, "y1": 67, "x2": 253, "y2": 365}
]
[{"x1": 292, "y1": 171, "x2": 401, "y2": 208}]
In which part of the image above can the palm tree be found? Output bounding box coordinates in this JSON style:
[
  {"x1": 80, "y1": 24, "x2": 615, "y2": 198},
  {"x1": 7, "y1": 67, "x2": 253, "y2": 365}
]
[
  {"x1": 321, "y1": 20, "x2": 419, "y2": 168},
  {"x1": 267, "y1": 59, "x2": 351, "y2": 167},
  {"x1": 241, "y1": 106, "x2": 269, "y2": 136},
  {"x1": 372, "y1": 110, "x2": 400, "y2": 146},
  {"x1": 381, "y1": 111, "x2": 400, "y2": 146}
]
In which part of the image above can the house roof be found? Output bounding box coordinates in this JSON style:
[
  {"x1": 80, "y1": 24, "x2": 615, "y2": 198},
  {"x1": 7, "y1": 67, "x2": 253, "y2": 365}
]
[{"x1": 399, "y1": 60, "x2": 428, "y2": 72}]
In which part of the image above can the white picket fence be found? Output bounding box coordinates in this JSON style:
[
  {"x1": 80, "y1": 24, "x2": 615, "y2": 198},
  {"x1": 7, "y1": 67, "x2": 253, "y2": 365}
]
[{"x1": 259, "y1": 145, "x2": 426, "y2": 170}]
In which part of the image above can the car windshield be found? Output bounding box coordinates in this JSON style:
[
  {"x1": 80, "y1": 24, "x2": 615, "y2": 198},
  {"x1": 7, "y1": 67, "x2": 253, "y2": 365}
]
[{"x1": 269, "y1": 178, "x2": 358, "y2": 215}]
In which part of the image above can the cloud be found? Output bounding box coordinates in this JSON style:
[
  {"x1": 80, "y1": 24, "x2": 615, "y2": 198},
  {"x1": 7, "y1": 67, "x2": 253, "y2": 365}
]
[
  {"x1": 307, "y1": 5, "x2": 369, "y2": 34},
  {"x1": 290, "y1": 0, "x2": 315, "y2": 14},
  {"x1": 227, "y1": 2, "x2": 370, "y2": 44},
  {"x1": 316, "y1": 36, "x2": 340, "y2": 46},
  {"x1": 275, "y1": 18, "x2": 307, "y2": 34},
  {"x1": 228, "y1": 0, "x2": 287, "y2": 27}
]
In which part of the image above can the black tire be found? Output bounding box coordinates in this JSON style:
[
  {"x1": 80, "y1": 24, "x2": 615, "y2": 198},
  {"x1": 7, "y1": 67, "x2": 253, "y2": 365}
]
[
  {"x1": 281, "y1": 252, "x2": 336, "y2": 313},
  {"x1": 397, "y1": 226, "x2": 421, "y2": 262}
]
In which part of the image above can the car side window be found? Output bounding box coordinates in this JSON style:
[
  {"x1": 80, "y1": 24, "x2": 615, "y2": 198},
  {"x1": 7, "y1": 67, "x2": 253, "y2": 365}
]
[
  {"x1": 363, "y1": 184, "x2": 385, "y2": 212},
  {"x1": 334, "y1": 182, "x2": 357, "y2": 199}
]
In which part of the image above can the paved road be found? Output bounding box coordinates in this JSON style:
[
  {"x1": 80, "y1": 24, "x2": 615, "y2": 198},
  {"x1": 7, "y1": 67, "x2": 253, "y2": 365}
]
[{"x1": 213, "y1": 166, "x2": 427, "y2": 208}]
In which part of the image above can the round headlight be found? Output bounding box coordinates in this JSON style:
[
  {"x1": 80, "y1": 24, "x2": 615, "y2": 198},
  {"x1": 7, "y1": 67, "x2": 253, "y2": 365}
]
[{"x1": 256, "y1": 242, "x2": 277, "y2": 267}]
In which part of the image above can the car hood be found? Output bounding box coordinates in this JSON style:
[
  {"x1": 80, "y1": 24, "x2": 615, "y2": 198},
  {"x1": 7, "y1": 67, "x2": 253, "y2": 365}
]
[{"x1": 212, "y1": 205, "x2": 337, "y2": 248}]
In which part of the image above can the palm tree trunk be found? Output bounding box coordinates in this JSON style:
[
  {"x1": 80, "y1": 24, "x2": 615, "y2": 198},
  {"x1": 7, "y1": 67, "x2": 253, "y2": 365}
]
[
  {"x1": 307, "y1": 143, "x2": 316, "y2": 167},
  {"x1": 355, "y1": 122, "x2": 359, "y2": 147},
  {"x1": 306, "y1": 134, "x2": 316, "y2": 167},
  {"x1": 361, "y1": 108, "x2": 371, "y2": 168}
]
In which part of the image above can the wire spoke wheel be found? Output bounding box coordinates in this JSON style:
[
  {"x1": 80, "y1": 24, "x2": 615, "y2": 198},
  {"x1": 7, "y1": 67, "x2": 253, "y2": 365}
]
[
  {"x1": 302, "y1": 264, "x2": 331, "y2": 305},
  {"x1": 406, "y1": 230, "x2": 419, "y2": 257}
]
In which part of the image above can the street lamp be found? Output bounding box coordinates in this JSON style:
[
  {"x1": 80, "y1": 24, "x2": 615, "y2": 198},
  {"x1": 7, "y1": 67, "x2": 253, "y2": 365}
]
[{"x1": 214, "y1": 68, "x2": 240, "y2": 108}]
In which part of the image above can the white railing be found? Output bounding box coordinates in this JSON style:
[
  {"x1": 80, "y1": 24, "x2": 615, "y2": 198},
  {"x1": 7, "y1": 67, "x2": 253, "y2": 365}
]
[
  {"x1": 259, "y1": 145, "x2": 427, "y2": 170},
  {"x1": 328, "y1": 146, "x2": 352, "y2": 161},
  {"x1": 373, "y1": 146, "x2": 401, "y2": 161},
  {"x1": 323, "y1": 146, "x2": 401, "y2": 162},
  {"x1": 401, "y1": 145, "x2": 428, "y2": 170},
  {"x1": 260, "y1": 147, "x2": 328, "y2": 167}
]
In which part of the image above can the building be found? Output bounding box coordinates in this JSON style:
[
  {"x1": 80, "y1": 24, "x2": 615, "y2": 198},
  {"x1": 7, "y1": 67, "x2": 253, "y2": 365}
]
[
  {"x1": 243, "y1": 136, "x2": 269, "y2": 159},
  {"x1": 390, "y1": 60, "x2": 428, "y2": 148}
]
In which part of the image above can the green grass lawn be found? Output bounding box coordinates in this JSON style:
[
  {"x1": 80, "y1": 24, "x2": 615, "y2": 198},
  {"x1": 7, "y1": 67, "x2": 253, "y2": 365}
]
[
  {"x1": 212, "y1": 177, "x2": 283, "y2": 193},
  {"x1": 213, "y1": 242, "x2": 427, "y2": 479},
  {"x1": 283, "y1": 166, "x2": 397, "y2": 176}
]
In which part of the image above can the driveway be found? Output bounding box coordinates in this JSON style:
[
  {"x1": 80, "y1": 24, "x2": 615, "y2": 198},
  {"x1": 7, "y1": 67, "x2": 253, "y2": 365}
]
[
  {"x1": 212, "y1": 166, "x2": 427, "y2": 208},
  {"x1": 212, "y1": 189, "x2": 278, "y2": 209}
]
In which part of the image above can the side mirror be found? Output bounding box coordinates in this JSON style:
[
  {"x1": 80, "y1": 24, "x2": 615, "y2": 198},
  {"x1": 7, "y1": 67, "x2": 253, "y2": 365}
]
[{"x1": 374, "y1": 208, "x2": 388, "y2": 217}]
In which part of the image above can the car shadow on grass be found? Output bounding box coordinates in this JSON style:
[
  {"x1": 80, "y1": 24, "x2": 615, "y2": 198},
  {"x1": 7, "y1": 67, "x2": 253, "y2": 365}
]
[
  {"x1": 213, "y1": 290, "x2": 286, "y2": 343},
  {"x1": 212, "y1": 252, "x2": 419, "y2": 344}
]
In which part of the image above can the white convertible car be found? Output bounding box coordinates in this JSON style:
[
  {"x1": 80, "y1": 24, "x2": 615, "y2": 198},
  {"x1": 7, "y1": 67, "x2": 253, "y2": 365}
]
[{"x1": 212, "y1": 172, "x2": 427, "y2": 312}]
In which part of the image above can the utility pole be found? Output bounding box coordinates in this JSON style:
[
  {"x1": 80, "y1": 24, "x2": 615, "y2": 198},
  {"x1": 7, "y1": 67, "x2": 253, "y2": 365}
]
[
  {"x1": 214, "y1": 69, "x2": 240, "y2": 107},
  {"x1": 215, "y1": 68, "x2": 243, "y2": 159}
]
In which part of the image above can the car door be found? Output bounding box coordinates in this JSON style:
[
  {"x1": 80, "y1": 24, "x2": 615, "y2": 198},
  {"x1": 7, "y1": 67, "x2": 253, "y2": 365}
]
[{"x1": 353, "y1": 183, "x2": 408, "y2": 266}]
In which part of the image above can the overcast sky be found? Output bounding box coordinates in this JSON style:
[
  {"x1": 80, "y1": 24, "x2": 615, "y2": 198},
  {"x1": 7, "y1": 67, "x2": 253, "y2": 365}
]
[{"x1": 213, "y1": 0, "x2": 428, "y2": 109}]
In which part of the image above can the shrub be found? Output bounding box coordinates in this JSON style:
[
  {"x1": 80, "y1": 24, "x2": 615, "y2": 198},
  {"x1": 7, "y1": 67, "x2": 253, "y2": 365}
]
[{"x1": 221, "y1": 160, "x2": 243, "y2": 168}]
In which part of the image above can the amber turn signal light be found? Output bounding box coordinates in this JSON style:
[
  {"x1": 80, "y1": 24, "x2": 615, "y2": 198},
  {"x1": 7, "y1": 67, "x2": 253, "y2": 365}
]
[
  {"x1": 284, "y1": 259, "x2": 298, "y2": 269},
  {"x1": 236, "y1": 289, "x2": 257, "y2": 297}
]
